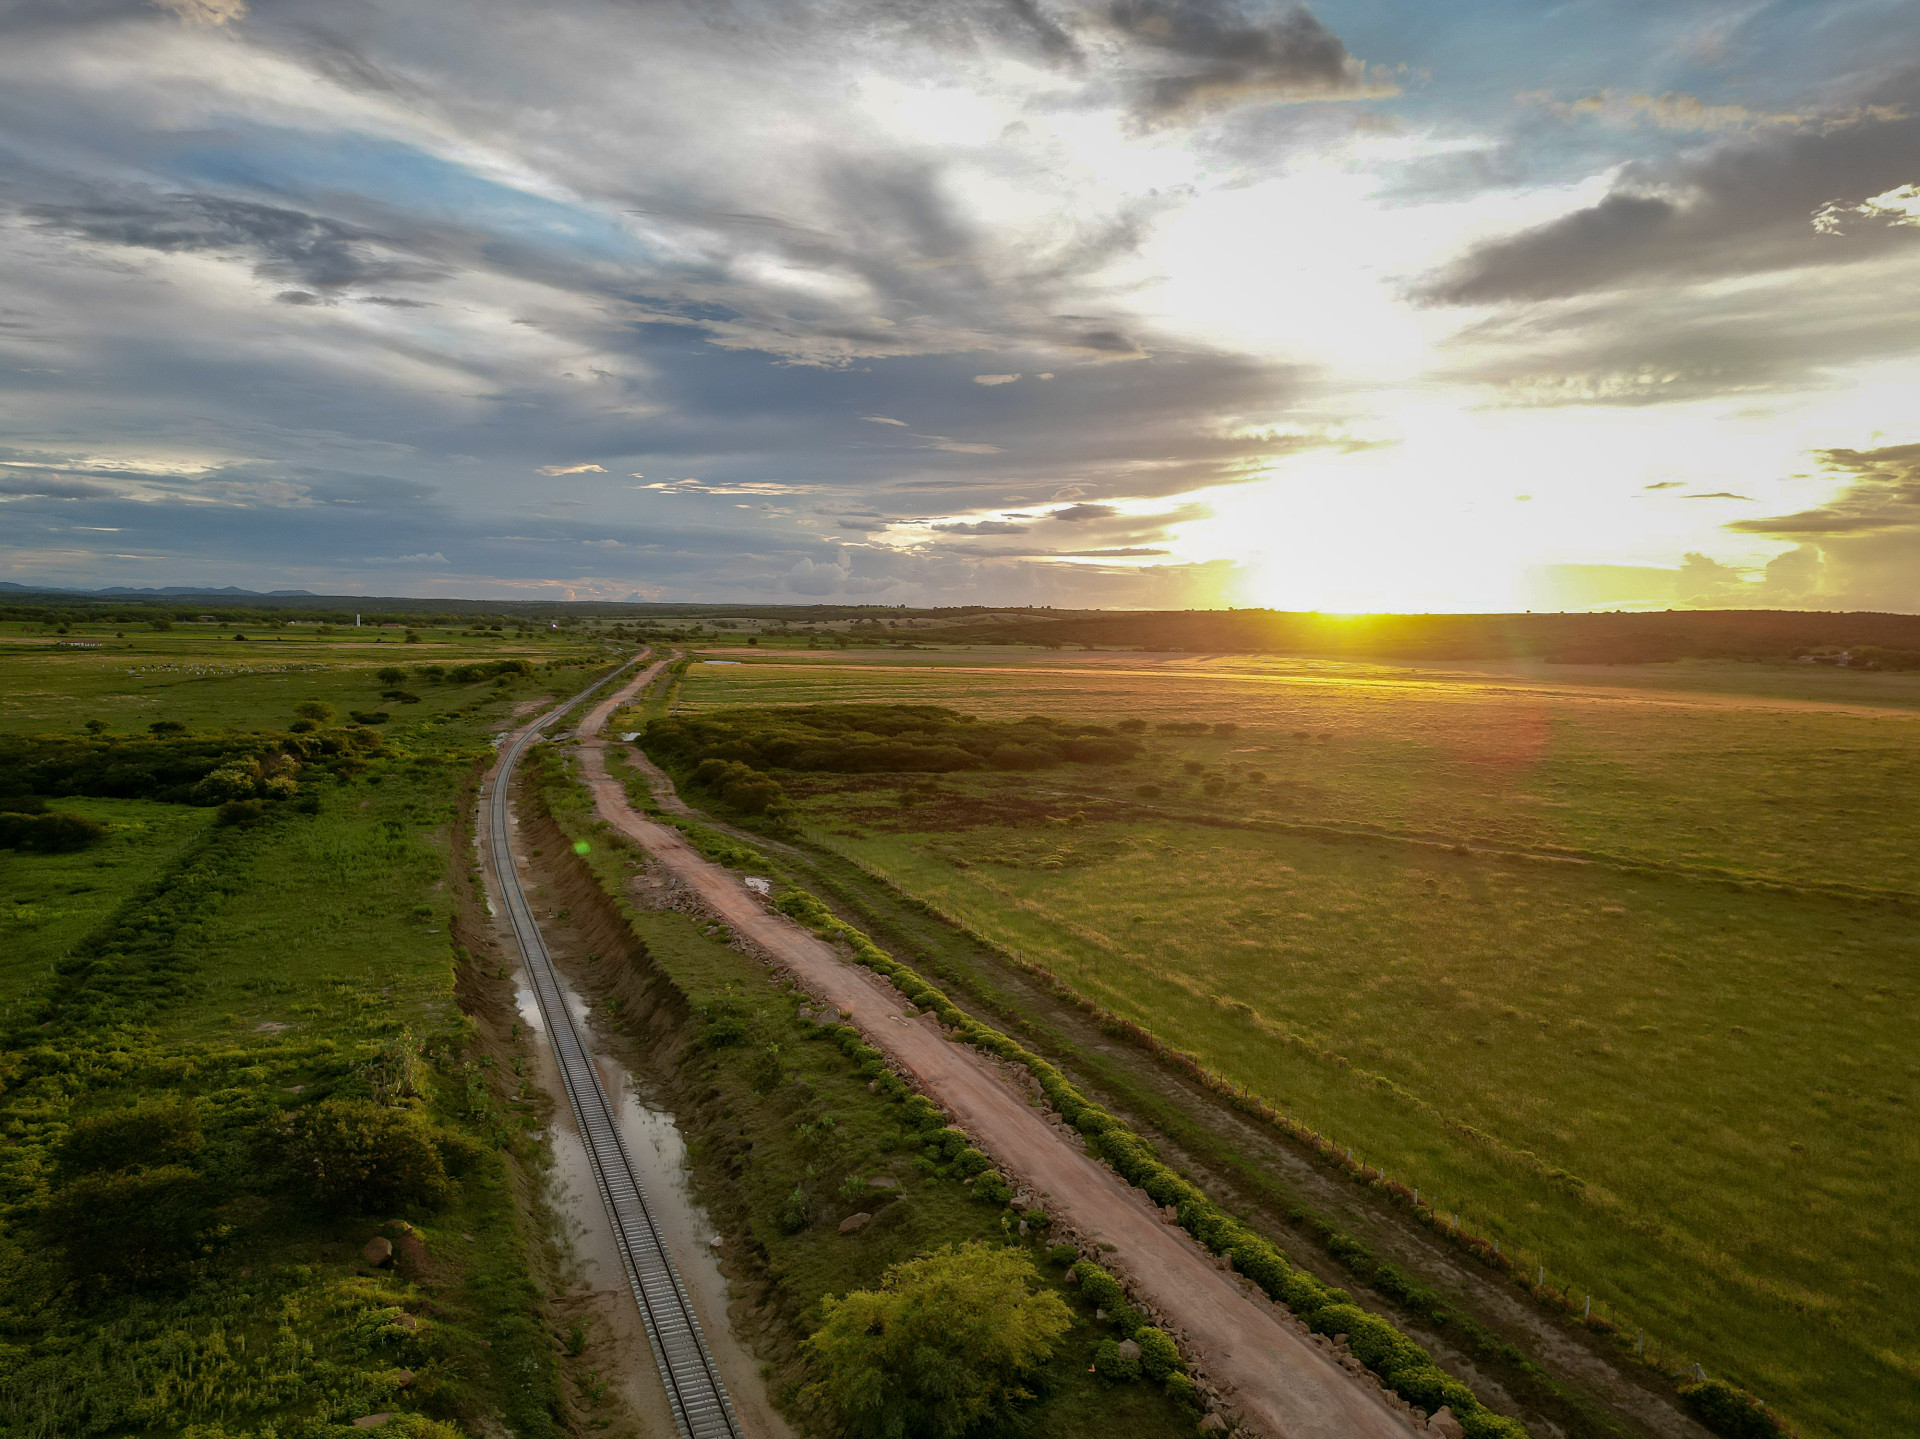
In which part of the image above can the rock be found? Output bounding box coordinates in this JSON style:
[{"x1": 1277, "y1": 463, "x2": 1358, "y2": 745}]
[
  {"x1": 1197, "y1": 1415, "x2": 1228, "y2": 1434},
  {"x1": 393, "y1": 1313, "x2": 421, "y2": 1332},
  {"x1": 838, "y1": 1212, "x2": 872, "y2": 1234},
  {"x1": 866, "y1": 1177, "x2": 898, "y2": 1190},
  {"x1": 1117, "y1": 1339, "x2": 1142, "y2": 1363},
  {"x1": 1427, "y1": 1407, "x2": 1465, "y2": 1439},
  {"x1": 395, "y1": 1232, "x2": 429, "y2": 1276},
  {"x1": 352, "y1": 1416, "x2": 393, "y2": 1429},
  {"x1": 1162, "y1": 1204, "x2": 1179, "y2": 1223},
  {"x1": 392, "y1": 1370, "x2": 415, "y2": 1389},
  {"x1": 362, "y1": 1237, "x2": 394, "y2": 1268}
]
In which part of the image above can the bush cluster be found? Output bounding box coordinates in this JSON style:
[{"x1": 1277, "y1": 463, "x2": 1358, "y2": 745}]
[
  {"x1": 0, "y1": 729, "x2": 376, "y2": 808},
  {"x1": 43, "y1": 1099, "x2": 222, "y2": 1288},
  {"x1": 646, "y1": 703, "x2": 1141, "y2": 777},
  {"x1": 690, "y1": 757, "x2": 789, "y2": 816},
  {"x1": 0, "y1": 804, "x2": 108, "y2": 852},
  {"x1": 267, "y1": 1099, "x2": 458, "y2": 1213}
]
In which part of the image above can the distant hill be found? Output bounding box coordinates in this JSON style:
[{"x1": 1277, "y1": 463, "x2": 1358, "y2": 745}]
[
  {"x1": 2, "y1": 583, "x2": 1916, "y2": 665},
  {"x1": 0, "y1": 583, "x2": 317, "y2": 597}
]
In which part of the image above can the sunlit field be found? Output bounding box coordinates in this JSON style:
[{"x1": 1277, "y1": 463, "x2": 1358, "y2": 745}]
[{"x1": 670, "y1": 651, "x2": 1920, "y2": 1439}]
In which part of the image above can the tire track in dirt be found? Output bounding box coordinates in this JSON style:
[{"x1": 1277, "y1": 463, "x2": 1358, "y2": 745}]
[{"x1": 568, "y1": 658, "x2": 1425, "y2": 1439}]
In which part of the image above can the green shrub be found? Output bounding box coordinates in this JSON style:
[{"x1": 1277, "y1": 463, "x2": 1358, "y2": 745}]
[
  {"x1": 0, "y1": 810, "x2": 108, "y2": 852},
  {"x1": 44, "y1": 1165, "x2": 221, "y2": 1286},
  {"x1": 802, "y1": 1243, "x2": 1071, "y2": 1439},
  {"x1": 972, "y1": 1170, "x2": 1013, "y2": 1205},
  {"x1": 698, "y1": 998, "x2": 748, "y2": 1048},
  {"x1": 1046, "y1": 1243, "x2": 1079, "y2": 1266},
  {"x1": 1135, "y1": 1327, "x2": 1182, "y2": 1382},
  {"x1": 58, "y1": 1098, "x2": 204, "y2": 1177},
  {"x1": 1164, "y1": 1372, "x2": 1198, "y2": 1407},
  {"x1": 953, "y1": 1146, "x2": 992, "y2": 1178},
  {"x1": 777, "y1": 1184, "x2": 811, "y2": 1235},
  {"x1": 1679, "y1": 1379, "x2": 1789, "y2": 1438},
  {"x1": 216, "y1": 799, "x2": 266, "y2": 827},
  {"x1": 270, "y1": 1100, "x2": 452, "y2": 1213},
  {"x1": 1092, "y1": 1337, "x2": 1140, "y2": 1383}
]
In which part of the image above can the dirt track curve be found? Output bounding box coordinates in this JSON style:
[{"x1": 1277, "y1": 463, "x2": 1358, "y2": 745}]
[{"x1": 567, "y1": 656, "x2": 1424, "y2": 1439}]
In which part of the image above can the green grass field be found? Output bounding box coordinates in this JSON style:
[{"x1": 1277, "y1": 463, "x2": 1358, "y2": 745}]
[
  {"x1": 0, "y1": 633, "x2": 622, "y2": 1439},
  {"x1": 667, "y1": 651, "x2": 1920, "y2": 1439}
]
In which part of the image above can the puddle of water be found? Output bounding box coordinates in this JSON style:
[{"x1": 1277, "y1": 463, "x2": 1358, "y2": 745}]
[{"x1": 516, "y1": 964, "x2": 791, "y2": 1439}]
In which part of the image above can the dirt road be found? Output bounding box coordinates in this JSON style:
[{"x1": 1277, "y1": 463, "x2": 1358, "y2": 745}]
[{"x1": 568, "y1": 659, "x2": 1422, "y2": 1439}]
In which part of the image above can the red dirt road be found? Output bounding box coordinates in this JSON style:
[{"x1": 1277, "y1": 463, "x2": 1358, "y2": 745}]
[{"x1": 570, "y1": 659, "x2": 1420, "y2": 1439}]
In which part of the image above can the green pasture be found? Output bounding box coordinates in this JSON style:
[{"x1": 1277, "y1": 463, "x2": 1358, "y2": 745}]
[
  {"x1": 675, "y1": 654, "x2": 1920, "y2": 895},
  {"x1": 665, "y1": 654, "x2": 1920, "y2": 1439},
  {"x1": 0, "y1": 627, "x2": 590, "y2": 736},
  {"x1": 1, "y1": 797, "x2": 213, "y2": 1011},
  {"x1": 0, "y1": 638, "x2": 618, "y2": 1439}
]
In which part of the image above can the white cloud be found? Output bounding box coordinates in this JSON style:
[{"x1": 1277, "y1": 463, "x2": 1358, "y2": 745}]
[
  {"x1": 973, "y1": 373, "x2": 1021, "y2": 386},
  {"x1": 861, "y1": 415, "x2": 909, "y2": 426},
  {"x1": 536, "y1": 463, "x2": 607, "y2": 476}
]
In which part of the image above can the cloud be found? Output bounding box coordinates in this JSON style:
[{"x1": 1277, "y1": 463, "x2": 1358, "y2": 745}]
[
  {"x1": 1814, "y1": 183, "x2": 1920, "y2": 235},
  {"x1": 919, "y1": 437, "x2": 1006, "y2": 454},
  {"x1": 861, "y1": 415, "x2": 909, "y2": 426},
  {"x1": 1681, "y1": 491, "x2": 1753, "y2": 500},
  {"x1": 1519, "y1": 89, "x2": 1816, "y2": 134},
  {"x1": 1644, "y1": 480, "x2": 1683, "y2": 489},
  {"x1": 28, "y1": 191, "x2": 449, "y2": 295},
  {"x1": 1725, "y1": 442, "x2": 1920, "y2": 610},
  {"x1": 1730, "y1": 444, "x2": 1920, "y2": 538},
  {"x1": 0, "y1": 471, "x2": 116, "y2": 500},
  {"x1": 1419, "y1": 71, "x2": 1920, "y2": 304},
  {"x1": 1058, "y1": 546, "x2": 1167, "y2": 556},
  {"x1": 1108, "y1": 0, "x2": 1393, "y2": 122},
  {"x1": 783, "y1": 554, "x2": 851, "y2": 596},
  {"x1": 1048, "y1": 502, "x2": 1119, "y2": 522},
  {"x1": 153, "y1": 0, "x2": 248, "y2": 25},
  {"x1": 536, "y1": 463, "x2": 608, "y2": 476},
  {"x1": 931, "y1": 519, "x2": 1029, "y2": 534},
  {"x1": 974, "y1": 373, "x2": 1021, "y2": 385}
]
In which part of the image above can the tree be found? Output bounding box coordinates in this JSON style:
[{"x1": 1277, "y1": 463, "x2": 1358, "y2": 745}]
[
  {"x1": 376, "y1": 666, "x2": 406, "y2": 686},
  {"x1": 293, "y1": 700, "x2": 335, "y2": 723},
  {"x1": 801, "y1": 1242, "x2": 1072, "y2": 1439}
]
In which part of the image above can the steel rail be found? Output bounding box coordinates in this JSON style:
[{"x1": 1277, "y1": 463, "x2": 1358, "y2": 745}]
[{"x1": 484, "y1": 656, "x2": 743, "y2": 1439}]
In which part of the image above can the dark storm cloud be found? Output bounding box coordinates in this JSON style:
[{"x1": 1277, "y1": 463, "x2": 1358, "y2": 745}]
[
  {"x1": 1418, "y1": 68, "x2": 1920, "y2": 304},
  {"x1": 1048, "y1": 502, "x2": 1119, "y2": 521},
  {"x1": 1107, "y1": 0, "x2": 1376, "y2": 120}
]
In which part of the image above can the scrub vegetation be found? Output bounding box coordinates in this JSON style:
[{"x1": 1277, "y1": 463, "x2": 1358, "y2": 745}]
[
  {"x1": 656, "y1": 652, "x2": 1920, "y2": 1439},
  {"x1": 0, "y1": 632, "x2": 624, "y2": 1439}
]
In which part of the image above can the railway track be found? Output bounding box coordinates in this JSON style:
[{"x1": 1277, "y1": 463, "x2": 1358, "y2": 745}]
[{"x1": 485, "y1": 656, "x2": 743, "y2": 1439}]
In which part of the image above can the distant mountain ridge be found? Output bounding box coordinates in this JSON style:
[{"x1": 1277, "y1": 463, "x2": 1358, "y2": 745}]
[{"x1": 0, "y1": 583, "x2": 318, "y2": 597}]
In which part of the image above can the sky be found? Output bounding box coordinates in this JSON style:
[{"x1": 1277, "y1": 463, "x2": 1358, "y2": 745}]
[{"x1": 1, "y1": 0, "x2": 1918, "y2": 612}]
